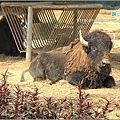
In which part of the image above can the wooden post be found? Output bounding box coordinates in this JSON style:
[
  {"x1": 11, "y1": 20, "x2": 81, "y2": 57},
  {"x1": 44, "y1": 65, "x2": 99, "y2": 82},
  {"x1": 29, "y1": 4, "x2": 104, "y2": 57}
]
[{"x1": 26, "y1": 6, "x2": 33, "y2": 61}]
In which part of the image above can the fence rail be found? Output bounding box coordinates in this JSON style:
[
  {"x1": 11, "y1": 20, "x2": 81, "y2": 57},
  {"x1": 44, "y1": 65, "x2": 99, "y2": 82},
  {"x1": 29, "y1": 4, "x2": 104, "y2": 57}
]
[{"x1": 1, "y1": 2, "x2": 102, "y2": 54}]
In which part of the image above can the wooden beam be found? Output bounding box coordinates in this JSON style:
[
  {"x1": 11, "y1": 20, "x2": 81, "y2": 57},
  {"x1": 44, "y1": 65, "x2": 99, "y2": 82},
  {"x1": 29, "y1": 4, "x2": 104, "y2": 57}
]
[
  {"x1": 1, "y1": 2, "x2": 103, "y2": 10},
  {"x1": 26, "y1": 6, "x2": 33, "y2": 61}
]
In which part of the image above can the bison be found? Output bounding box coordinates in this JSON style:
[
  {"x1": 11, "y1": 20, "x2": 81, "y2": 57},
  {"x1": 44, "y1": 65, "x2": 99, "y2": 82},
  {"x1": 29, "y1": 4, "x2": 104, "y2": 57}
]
[
  {"x1": 0, "y1": 15, "x2": 25, "y2": 56},
  {"x1": 21, "y1": 30, "x2": 116, "y2": 89}
]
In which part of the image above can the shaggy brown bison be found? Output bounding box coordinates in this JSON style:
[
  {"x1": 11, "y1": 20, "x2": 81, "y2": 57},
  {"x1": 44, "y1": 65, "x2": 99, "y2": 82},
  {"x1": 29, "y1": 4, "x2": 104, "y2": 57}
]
[{"x1": 21, "y1": 30, "x2": 116, "y2": 89}]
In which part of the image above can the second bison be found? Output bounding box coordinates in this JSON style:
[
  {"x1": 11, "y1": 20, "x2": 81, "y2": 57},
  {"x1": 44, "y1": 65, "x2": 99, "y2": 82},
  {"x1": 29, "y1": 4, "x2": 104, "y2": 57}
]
[{"x1": 21, "y1": 30, "x2": 115, "y2": 89}]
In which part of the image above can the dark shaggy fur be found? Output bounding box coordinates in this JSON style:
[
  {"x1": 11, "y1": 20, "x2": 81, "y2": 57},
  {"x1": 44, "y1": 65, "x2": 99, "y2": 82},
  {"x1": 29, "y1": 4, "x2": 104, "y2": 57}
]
[{"x1": 0, "y1": 16, "x2": 25, "y2": 56}]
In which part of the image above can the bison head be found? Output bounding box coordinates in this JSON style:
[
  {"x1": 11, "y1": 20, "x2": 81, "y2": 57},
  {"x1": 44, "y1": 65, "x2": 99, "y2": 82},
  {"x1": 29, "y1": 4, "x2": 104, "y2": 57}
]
[{"x1": 80, "y1": 30, "x2": 113, "y2": 77}]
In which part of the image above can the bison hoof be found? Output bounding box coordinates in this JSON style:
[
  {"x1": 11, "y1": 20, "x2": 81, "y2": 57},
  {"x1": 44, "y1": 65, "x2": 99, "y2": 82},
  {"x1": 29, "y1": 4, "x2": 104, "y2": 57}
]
[
  {"x1": 49, "y1": 81, "x2": 56, "y2": 85},
  {"x1": 49, "y1": 79, "x2": 59, "y2": 85},
  {"x1": 103, "y1": 76, "x2": 116, "y2": 88},
  {"x1": 49, "y1": 82, "x2": 53, "y2": 85}
]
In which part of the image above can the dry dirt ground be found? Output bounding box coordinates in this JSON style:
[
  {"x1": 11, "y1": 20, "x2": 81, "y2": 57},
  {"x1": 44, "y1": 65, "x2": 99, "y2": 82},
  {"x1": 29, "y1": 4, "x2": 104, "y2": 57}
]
[{"x1": 0, "y1": 9, "x2": 120, "y2": 119}]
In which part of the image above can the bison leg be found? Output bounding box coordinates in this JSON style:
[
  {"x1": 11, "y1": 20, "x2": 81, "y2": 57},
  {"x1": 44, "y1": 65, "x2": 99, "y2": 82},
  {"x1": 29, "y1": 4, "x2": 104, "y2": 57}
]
[
  {"x1": 33, "y1": 69, "x2": 46, "y2": 82},
  {"x1": 66, "y1": 71, "x2": 87, "y2": 88},
  {"x1": 46, "y1": 62, "x2": 64, "y2": 84},
  {"x1": 29, "y1": 61, "x2": 46, "y2": 82},
  {"x1": 103, "y1": 76, "x2": 116, "y2": 88},
  {"x1": 87, "y1": 78, "x2": 103, "y2": 89}
]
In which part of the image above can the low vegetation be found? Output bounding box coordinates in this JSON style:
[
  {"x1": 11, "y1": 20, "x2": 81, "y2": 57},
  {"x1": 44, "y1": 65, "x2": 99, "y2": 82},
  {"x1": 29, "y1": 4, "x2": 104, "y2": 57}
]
[{"x1": 0, "y1": 70, "x2": 113, "y2": 119}]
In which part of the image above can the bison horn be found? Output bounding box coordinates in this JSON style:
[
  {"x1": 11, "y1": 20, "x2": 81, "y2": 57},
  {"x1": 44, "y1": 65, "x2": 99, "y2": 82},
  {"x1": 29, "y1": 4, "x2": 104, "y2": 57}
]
[
  {"x1": 79, "y1": 30, "x2": 88, "y2": 47},
  {"x1": 111, "y1": 33, "x2": 116, "y2": 47}
]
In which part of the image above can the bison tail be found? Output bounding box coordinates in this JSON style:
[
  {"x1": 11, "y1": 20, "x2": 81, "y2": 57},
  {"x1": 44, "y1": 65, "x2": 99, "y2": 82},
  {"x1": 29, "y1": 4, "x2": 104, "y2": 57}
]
[{"x1": 20, "y1": 69, "x2": 29, "y2": 82}]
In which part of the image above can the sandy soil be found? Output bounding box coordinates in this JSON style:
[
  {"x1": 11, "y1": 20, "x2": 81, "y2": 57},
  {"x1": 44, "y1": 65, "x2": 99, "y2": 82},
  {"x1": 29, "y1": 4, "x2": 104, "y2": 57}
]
[{"x1": 0, "y1": 9, "x2": 120, "y2": 119}]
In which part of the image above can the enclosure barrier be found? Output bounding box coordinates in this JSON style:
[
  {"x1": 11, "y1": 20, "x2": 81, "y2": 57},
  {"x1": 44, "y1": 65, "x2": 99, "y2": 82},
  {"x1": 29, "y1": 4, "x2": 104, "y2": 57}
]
[{"x1": 1, "y1": 2, "x2": 102, "y2": 60}]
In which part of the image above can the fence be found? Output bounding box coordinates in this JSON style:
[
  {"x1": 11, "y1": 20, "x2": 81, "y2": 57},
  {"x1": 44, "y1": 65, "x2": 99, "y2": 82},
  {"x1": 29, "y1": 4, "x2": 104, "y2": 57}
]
[{"x1": 1, "y1": 2, "x2": 102, "y2": 60}]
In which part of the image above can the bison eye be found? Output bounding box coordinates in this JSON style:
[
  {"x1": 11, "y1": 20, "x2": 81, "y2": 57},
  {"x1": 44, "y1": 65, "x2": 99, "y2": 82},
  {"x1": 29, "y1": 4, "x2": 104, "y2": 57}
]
[{"x1": 91, "y1": 47, "x2": 96, "y2": 51}]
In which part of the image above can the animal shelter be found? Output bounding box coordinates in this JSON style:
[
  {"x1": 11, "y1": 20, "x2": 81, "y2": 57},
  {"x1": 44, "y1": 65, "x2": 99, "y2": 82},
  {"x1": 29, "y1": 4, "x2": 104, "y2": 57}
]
[{"x1": 1, "y1": 2, "x2": 102, "y2": 61}]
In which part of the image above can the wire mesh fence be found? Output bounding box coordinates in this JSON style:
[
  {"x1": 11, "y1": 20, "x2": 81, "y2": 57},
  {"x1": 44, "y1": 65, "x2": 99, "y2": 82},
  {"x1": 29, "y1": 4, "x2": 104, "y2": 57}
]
[{"x1": 1, "y1": 2, "x2": 102, "y2": 53}]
